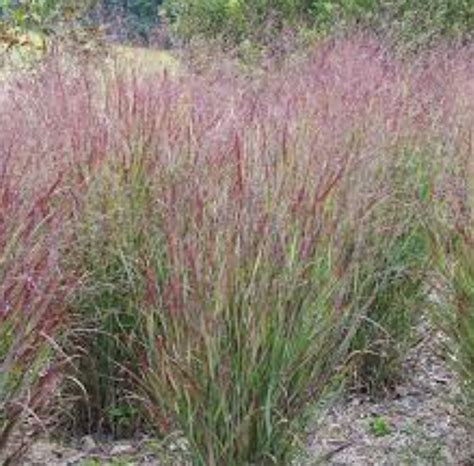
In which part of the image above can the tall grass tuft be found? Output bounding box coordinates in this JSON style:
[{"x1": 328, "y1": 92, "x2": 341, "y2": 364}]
[
  {"x1": 0, "y1": 56, "x2": 109, "y2": 458},
  {"x1": 345, "y1": 45, "x2": 474, "y2": 394},
  {"x1": 438, "y1": 239, "x2": 474, "y2": 428},
  {"x1": 1, "y1": 37, "x2": 473, "y2": 463},
  {"x1": 348, "y1": 149, "x2": 432, "y2": 393},
  {"x1": 0, "y1": 168, "x2": 65, "y2": 463},
  {"x1": 422, "y1": 46, "x2": 474, "y2": 428},
  {"x1": 430, "y1": 122, "x2": 474, "y2": 428},
  {"x1": 64, "y1": 38, "x2": 474, "y2": 461},
  {"x1": 0, "y1": 89, "x2": 66, "y2": 463}
]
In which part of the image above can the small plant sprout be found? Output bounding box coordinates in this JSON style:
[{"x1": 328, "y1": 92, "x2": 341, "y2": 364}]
[{"x1": 370, "y1": 416, "x2": 391, "y2": 437}]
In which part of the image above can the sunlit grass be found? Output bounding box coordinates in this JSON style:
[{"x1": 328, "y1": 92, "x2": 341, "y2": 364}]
[{"x1": 111, "y1": 45, "x2": 178, "y2": 74}]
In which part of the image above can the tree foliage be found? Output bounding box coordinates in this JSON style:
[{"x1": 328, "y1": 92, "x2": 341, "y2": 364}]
[
  {"x1": 0, "y1": 0, "x2": 97, "y2": 52},
  {"x1": 0, "y1": 1, "x2": 164, "y2": 48},
  {"x1": 161, "y1": 0, "x2": 473, "y2": 46},
  {"x1": 98, "y1": 0, "x2": 163, "y2": 41}
]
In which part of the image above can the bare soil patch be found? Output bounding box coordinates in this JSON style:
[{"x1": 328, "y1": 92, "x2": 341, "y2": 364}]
[{"x1": 308, "y1": 322, "x2": 474, "y2": 465}]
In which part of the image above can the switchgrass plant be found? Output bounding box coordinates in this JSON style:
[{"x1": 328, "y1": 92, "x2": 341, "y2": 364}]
[
  {"x1": 0, "y1": 157, "x2": 65, "y2": 463},
  {"x1": 72, "y1": 98, "x2": 372, "y2": 464},
  {"x1": 348, "y1": 149, "x2": 433, "y2": 393},
  {"x1": 429, "y1": 134, "x2": 474, "y2": 429},
  {"x1": 0, "y1": 55, "x2": 110, "y2": 459},
  {"x1": 63, "y1": 38, "x2": 473, "y2": 462},
  {"x1": 65, "y1": 154, "x2": 158, "y2": 436},
  {"x1": 1, "y1": 35, "x2": 473, "y2": 464},
  {"x1": 0, "y1": 79, "x2": 69, "y2": 463},
  {"x1": 132, "y1": 137, "x2": 368, "y2": 465},
  {"x1": 437, "y1": 240, "x2": 474, "y2": 429},
  {"x1": 419, "y1": 47, "x2": 474, "y2": 429},
  {"x1": 430, "y1": 213, "x2": 474, "y2": 430}
]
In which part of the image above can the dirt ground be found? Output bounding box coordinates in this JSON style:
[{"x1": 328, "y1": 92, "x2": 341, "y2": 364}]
[{"x1": 308, "y1": 321, "x2": 474, "y2": 465}]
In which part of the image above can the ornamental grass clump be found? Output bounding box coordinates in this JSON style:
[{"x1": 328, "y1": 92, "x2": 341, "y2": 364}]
[
  {"x1": 344, "y1": 44, "x2": 474, "y2": 394},
  {"x1": 414, "y1": 46, "x2": 474, "y2": 428},
  {"x1": 347, "y1": 148, "x2": 434, "y2": 393},
  {"x1": 0, "y1": 78, "x2": 67, "y2": 464},
  {"x1": 0, "y1": 57, "x2": 109, "y2": 460},
  {"x1": 0, "y1": 148, "x2": 65, "y2": 463},
  {"x1": 66, "y1": 37, "x2": 468, "y2": 462},
  {"x1": 1, "y1": 36, "x2": 473, "y2": 464},
  {"x1": 429, "y1": 50, "x2": 474, "y2": 425},
  {"x1": 431, "y1": 181, "x2": 474, "y2": 430}
]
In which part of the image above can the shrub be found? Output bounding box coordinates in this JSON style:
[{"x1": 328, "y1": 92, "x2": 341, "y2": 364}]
[
  {"x1": 0, "y1": 0, "x2": 103, "y2": 66},
  {"x1": 380, "y1": 0, "x2": 474, "y2": 47},
  {"x1": 162, "y1": 0, "x2": 473, "y2": 48},
  {"x1": 95, "y1": 0, "x2": 165, "y2": 43}
]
